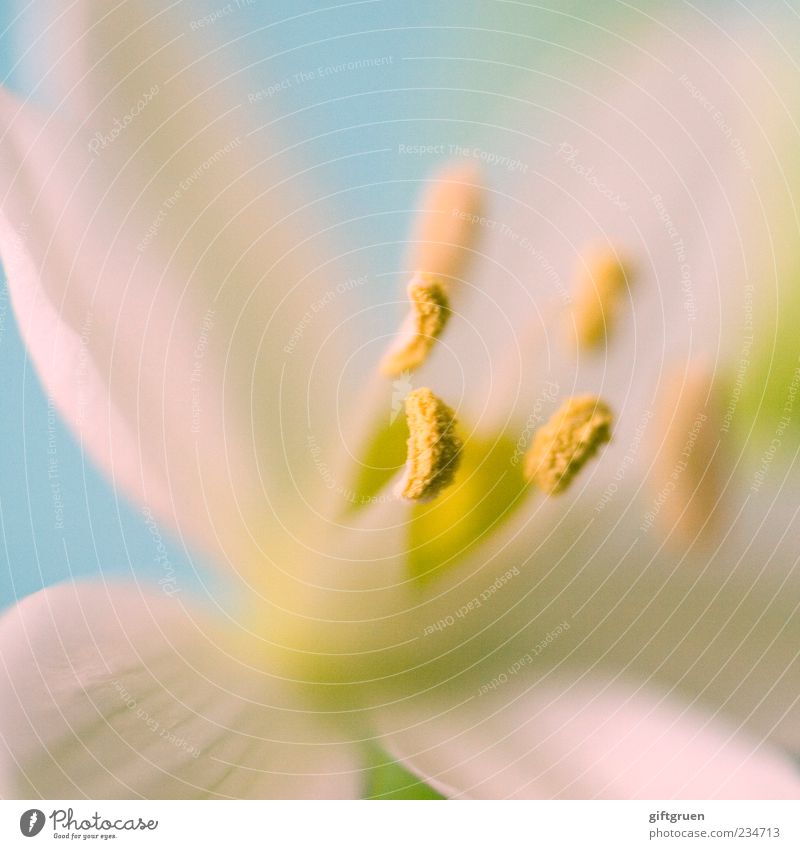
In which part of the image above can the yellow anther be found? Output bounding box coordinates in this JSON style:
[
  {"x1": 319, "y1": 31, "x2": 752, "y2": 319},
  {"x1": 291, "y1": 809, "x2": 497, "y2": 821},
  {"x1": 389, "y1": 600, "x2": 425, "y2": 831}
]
[
  {"x1": 399, "y1": 387, "x2": 462, "y2": 501},
  {"x1": 380, "y1": 274, "x2": 451, "y2": 376},
  {"x1": 410, "y1": 160, "x2": 483, "y2": 281},
  {"x1": 571, "y1": 249, "x2": 630, "y2": 349},
  {"x1": 525, "y1": 396, "x2": 613, "y2": 494},
  {"x1": 379, "y1": 162, "x2": 482, "y2": 378}
]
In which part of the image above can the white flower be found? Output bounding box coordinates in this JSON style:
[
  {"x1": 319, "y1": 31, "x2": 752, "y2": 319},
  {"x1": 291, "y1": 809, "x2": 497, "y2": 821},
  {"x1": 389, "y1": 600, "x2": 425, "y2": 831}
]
[{"x1": 1, "y1": 0, "x2": 799, "y2": 799}]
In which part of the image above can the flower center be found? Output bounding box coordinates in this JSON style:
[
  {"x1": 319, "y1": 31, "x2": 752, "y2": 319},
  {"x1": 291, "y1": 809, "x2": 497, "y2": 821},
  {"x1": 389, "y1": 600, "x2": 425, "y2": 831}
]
[{"x1": 353, "y1": 162, "x2": 624, "y2": 520}]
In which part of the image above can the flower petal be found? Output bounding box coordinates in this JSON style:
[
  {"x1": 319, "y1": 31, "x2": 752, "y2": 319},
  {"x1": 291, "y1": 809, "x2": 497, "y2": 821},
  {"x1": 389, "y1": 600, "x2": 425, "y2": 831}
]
[
  {"x1": 0, "y1": 581, "x2": 361, "y2": 799},
  {"x1": 407, "y1": 161, "x2": 484, "y2": 284},
  {"x1": 376, "y1": 673, "x2": 800, "y2": 799},
  {"x1": 414, "y1": 5, "x2": 800, "y2": 443},
  {"x1": 1, "y1": 1, "x2": 366, "y2": 562},
  {"x1": 0, "y1": 89, "x2": 245, "y2": 559}
]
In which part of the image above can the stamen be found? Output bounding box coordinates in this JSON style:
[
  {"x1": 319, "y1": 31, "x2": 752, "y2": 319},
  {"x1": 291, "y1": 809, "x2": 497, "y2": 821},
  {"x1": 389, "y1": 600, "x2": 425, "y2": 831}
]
[
  {"x1": 525, "y1": 395, "x2": 613, "y2": 494},
  {"x1": 398, "y1": 387, "x2": 462, "y2": 501},
  {"x1": 380, "y1": 274, "x2": 451, "y2": 376},
  {"x1": 379, "y1": 162, "x2": 482, "y2": 378},
  {"x1": 571, "y1": 250, "x2": 630, "y2": 349},
  {"x1": 651, "y1": 364, "x2": 721, "y2": 541},
  {"x1": 410, "y1": 160, "x2": 483, "y2": 280}
]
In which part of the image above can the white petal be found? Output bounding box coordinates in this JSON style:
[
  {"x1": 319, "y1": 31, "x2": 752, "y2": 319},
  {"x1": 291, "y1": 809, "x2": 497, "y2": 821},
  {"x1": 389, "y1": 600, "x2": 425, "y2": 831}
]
[
  {"x1": 0, "y1": 581, "x2": 361, "y2": 799},
  {"x1": 376, "y1": 674, "x2": 800, "y2": 799},
  {"x1": 0, "y1": 2, "x2": 365, "y2": 562}
]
